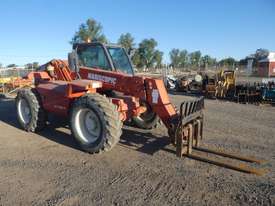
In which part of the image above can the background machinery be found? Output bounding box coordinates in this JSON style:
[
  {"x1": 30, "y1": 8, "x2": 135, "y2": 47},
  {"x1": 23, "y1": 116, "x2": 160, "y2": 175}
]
[
  {"x1": 203, "y1": 75, "x2": 217, "y2": 98},
  {"x1": 175, "y1": 74, "x2": 203, "y2": 93},
  {"x1": 261, "y1": 81, "x2": 275, "y2": 104},
  {"x1": 215, "y1": 70, "x2": 236, "y2": 99},
  {"x1": 15, "y1": 42, "x2": 265, "y2": 175}
]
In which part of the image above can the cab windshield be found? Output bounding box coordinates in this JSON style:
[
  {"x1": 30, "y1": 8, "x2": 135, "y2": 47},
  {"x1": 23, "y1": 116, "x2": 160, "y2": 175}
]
[
  {"x1": 107, "y1": 47, "x2": 133, "y2": 75},
  {"x1": 77, "y1": 45, "x2": 111, "y2": 70}
]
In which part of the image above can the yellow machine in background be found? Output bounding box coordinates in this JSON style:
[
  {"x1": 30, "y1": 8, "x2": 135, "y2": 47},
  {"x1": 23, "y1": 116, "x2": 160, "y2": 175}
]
[
  {"x1": 0, "y1": 76, "x2": 33, "y2": 94},
  {"x1": 215, "y1": 70, "x2": 236, "y2": 98},
  {"x1": 0, "y1": 77, "x2": 14, "y2": 93},
  {"x1": 0, "y1": 77, "x2": 14, "y2": 84}
]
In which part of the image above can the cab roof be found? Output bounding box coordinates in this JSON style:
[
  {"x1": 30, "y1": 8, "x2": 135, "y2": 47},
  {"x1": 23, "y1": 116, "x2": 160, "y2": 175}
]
[{"x1": 73, "y1": 42, "x2": 123, "y2": 50}]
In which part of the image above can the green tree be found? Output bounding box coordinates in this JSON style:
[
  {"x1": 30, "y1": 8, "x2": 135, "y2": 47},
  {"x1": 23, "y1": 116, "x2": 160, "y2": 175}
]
[
  {"x1": 137, "y1": 38, "x2": 160, "y2": 69},
  {"x1": 238, "y1": 58, "x2": 247, "y2": 66},
  {"x1": 189, "y1": 51, "x2": 201, "y2": 68},
  {"x1": 25, "y1": 62, "x2": 39, "y2": 69},
  {"x1": 170, "y1": 49, "x2": 189, "y2": 68},
  {"x1": 154, "y1": 50, "x2": 163, "y2": 68},
  {"x1": 117, "y1": 33, "x2": 135, "y2": 54},
  {"x1": 131, "y1": 51, "x2": 141, "y2": 67},
  {"x1": 219, "y1": 57, "x2": 236, "y2": 68},
  {"x1": 179, "y1": 50, "x2": 188, "y2": 68},
  {"x1": 32, "y1": 62, "x2": 39, "y2": 69},
  {"x1": 201, "y1": 55, "x2": 216, "y2": 69},
  {"x1": 0, "y1": 63, "x2": 2, "y2": 68},
  {"x1": 25, "y1": 63, "x2": 32, "y2": 69},
  {"x1": 254, "y1": 48, "x2": 269, "y2": 61},
  {"x1": 251, "y1": 48, "x2": 269, "y2": 67},
  {"x1": 169, "y1": 49, "x2": 181, "y2": 68},
  {"x1": 210, "y1": 57, "x2": 217, "y2": 66},
  {"x1": 71, "y1": 18, "x2": 107, "y2": 44},
  {"x1": 7, "y1": 64, "x2": 17, "y2": 68}
]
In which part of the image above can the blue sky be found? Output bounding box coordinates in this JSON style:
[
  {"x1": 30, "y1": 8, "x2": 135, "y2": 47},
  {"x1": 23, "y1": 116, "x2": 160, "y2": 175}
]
[{"x1": 0, "y1": 0, "x2": 274, "y2": 66}]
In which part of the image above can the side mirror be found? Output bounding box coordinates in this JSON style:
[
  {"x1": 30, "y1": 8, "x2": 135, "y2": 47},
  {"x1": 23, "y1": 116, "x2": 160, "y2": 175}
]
[{"x1": 68, "y1": 51, "x2": 79, "y2": 73}]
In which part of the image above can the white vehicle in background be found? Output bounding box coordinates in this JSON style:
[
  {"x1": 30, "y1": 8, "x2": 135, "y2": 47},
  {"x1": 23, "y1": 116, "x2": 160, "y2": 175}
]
[{"x1": 165, "y1": 74, "x2": 177, "y2": 89}]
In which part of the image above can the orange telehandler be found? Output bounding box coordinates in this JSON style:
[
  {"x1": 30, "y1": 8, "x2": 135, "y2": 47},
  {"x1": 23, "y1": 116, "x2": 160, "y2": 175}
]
[{"x1": 15, "y1": 42, "x2": 265, "y2": 175}]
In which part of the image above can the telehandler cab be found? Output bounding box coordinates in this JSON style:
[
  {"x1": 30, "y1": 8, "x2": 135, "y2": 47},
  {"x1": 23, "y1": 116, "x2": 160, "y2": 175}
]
[{"x1": 15, "y1": 42, "x2": 266, "y2": 175}]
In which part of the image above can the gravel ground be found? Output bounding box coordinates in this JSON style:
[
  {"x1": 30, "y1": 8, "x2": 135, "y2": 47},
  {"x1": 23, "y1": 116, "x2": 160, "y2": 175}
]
[{"x1": 0, "y1": 94, "x2": 275, "y2": 206}]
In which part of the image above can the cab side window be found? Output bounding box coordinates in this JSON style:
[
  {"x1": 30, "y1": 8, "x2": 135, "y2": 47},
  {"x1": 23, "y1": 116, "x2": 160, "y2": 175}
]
[{"x1": 78, "y1": 46, "x2": 111, "y2": 70}]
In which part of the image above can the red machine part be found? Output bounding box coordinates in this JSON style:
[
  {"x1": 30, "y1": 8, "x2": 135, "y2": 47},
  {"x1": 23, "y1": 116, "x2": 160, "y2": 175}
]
[
  {"x1": 38, "y1": 59, "x2": 76, "y2": 81},
  {"x1": 34, "y1": 61, "x2": 179, "y2": 129},
  {"x1": 35, "y1": 79, "x2": 101, "y2": 116},
  {"x1": 79, "y1": 67, "x2": 178, "y2": 128},
  {"x1": 111, "y1": 97, "x2": 144, "y2": 121},
  {"x1": 32, "y1": 70, "x2": 143, "y2": 121}
]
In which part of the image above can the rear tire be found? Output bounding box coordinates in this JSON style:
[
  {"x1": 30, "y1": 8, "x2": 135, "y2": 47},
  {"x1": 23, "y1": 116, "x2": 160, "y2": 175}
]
[
  {"x1": 16, "y1": 88, "x2": 46, "y2": 132},
  {"x1": 70, "y1": 93, "x2": 122, "y2": 153}
]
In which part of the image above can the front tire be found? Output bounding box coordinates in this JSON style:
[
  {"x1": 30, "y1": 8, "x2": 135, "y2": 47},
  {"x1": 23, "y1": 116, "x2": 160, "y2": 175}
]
[
  {"x1": 16, "y1": 88, "x2": 46, "y2": 132},
  {"x1": 70, "y1": 93, "x2": 122, "y2": 153},
  {"x1": 132, "y1": 101, "x2": 160, "y2": 129}
]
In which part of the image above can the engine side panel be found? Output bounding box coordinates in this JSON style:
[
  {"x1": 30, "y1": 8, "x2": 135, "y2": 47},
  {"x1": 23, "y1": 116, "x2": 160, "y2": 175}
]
[{"x1": 36, "y1": 81, "x2": 71, "y2": 116}]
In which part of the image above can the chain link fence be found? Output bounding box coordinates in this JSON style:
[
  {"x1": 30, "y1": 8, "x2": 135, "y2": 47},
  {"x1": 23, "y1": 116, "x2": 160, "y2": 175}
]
[
  {"x1": 0, "y1": 67, "x2": 34, "y2": 78},
  {"x1": 135, "y1": 66, "x2": 258, "y2": 77}
]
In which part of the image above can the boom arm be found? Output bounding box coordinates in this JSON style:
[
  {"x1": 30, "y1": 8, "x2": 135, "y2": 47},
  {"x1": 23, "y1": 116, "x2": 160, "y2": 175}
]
[
  {"x1": 79, "y1": 67, "x2": 178, "y2": 127},
  {"x1": 47, "y1": 60, "x2": 74, "y2": 81}
]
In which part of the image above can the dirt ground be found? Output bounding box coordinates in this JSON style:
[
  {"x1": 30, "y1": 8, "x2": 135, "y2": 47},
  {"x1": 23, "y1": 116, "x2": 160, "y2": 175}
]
[{"x1": 0, "y1": 94, "x2": 275, "y2": 206}]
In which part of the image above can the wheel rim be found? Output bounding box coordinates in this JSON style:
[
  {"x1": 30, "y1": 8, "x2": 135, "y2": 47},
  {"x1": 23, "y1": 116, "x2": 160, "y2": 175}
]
[
  {"x1": 136, "y1": 102, "x2": 156, "y2": 123},
  {"x1": 136, "y1": 110, "x2": 155, "y2": 122},
  {"x1": 75, "y1": 108, "x2": 102, "y2": 144},
  {"x1": 17, "y1": 98, "x2": 31, "y2": 124}
]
